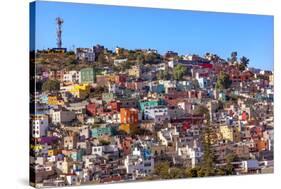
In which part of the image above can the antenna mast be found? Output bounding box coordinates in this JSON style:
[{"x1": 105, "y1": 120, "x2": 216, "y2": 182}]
[{"x1": 56, "y1": 17, "x2": 63, "y2": 48}]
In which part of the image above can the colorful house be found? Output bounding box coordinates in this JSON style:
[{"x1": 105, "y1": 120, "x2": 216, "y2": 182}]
[
  {"x1": 48, "y1": 149, "x2": 60, "y2": 157},
  {"x1": 120, "y1": 108, "x2": 138, "y2": 133},
  {"x1": 86, "y1": 103, "x2": 97, "y2": 116},
  {"x1": 91, "y1": 125, "x2": 114, "y2": 138},
  {"x1": 139, "y1": 99, "x2": 163, "y2": 112},
  {"x1": 31, "y1": 114, "x2": 49, "y2": 138},
  {"x1": 70, "y1": 149, "x2": 83, "y2": 161},
  {"x1": 69, "y1": 84, "x2": 90, "y2": 99},
  {"x1": 128, "y1": 65, "x2": 142, "y2": 78},
  {"x1": 143, "y1": 105, "x2": 169, "y2": 123},
  {"x1": 48, "y1": 95, "x2": 64, "y2": 106},
  {"x1": 107, "y1": 101, "x2": 121, "y2": 112},
  {"x1": 80, "y1": 67, "x2": 96, "y2": 83},
  {"x1": 149, "y1": 83, "x2": 165, "y2": 93},
  {"x1": 220, "y1": 125, "x2": 241, "y2": 143},
  {"x1": 102, "y1": 92, "x2": 116, "y2": 103}
]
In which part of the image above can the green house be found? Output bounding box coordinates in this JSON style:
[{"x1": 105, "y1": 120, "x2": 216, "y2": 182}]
[
  {"x1": 80, "y1": 67, "x2": 96, "y2": 83},
  {"x1": 71, "y1": 149, "x2": 84, "y2": 161},
  {"x1": 139, "y1": 99, "x2": 164, "y2": 112},
  {"x1": 102, "y1": 92, "x2": 116, "y2": 103}
]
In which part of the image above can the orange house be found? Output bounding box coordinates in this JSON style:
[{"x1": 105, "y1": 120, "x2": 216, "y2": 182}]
[
  {"x1": 255, "y1": 139, "x2": 267, "y2": 151},
  {"x1": 120, "y1": 108, "x2": 138, "y2": 133}
]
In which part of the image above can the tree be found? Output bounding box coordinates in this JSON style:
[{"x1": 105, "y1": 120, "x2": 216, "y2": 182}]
[
  {"x1": 154, "y1": 161, "x2": 170, "y2": 179},
  {"x1": 95, "y1": 85, "x2": 107, "y2": 93},
  {"x1": 239, "y1": 56, "x2": 250, "y2": 71},
  {"x1": 169, "y1": 167, "x2": 184, "y2": 179},
  {"x1": 194, "y1": 105, "x2": 210, "y2": 121},
  {"x1": 120, "y1": 61, "x2": 133, "y2": 72},
  {"x1": 157, "y1": 70, "x2": 169, "y2": 80},
  {"x1": 130, "y1": 128, "x2": 152, "y2": 136},
  {"x1": 97, "y1": 53, "x2": 106, "y2": 64},
  {"x1": 128, "y1": 51, "x2": 137, "y2": 61},
  {"x1": 224, "y1": 153, "x2": 236, "y2": 175},
  {"x1": 216, "y1": 168, "x2": 227, "y2": 176},
  {"x1": 215, "y1": 72, "x2": 232, "y2": 91},
  {"x1": 145, "y1": 53, "x2": 160, "y2": 64},
  {"x1": 200, "y1": 124, "x2": 216, "y2": 177},
  {"x1": 136, "y1": 54, "x2": 145, "y2": 64},
  {"x1": 217, "y1": 100, "x2": 224, "y2": 111},
  {"x1": 42, "y1": 79, "x2": 60, "y2": 92},
  {"x1": 192, "y1": 79, "x2": 200, "y2": 89},
  {"x1": 90, "y1": 85, "x2": 107, "y2": 98},
  {"x1": 195, "y1": 105, "x2": 216, "y2": 177},
  {"x1": 99, "y1": 139, "x2": 110, "y2": 145},
  {"x1": 186, "y1": 167, "x2": 199, "y2": 177},
  {"x1": 66, "y1": 59, "x2": 78, "y2": 65},
  {"x1": 228, "y1": 51, "x2": 238, "y2": 64},
  {"x1": 66, "y1": 51, "x2": 75, "y2": 55},
  {"x1": 173, "y1": 64, "x2": 187, "y2": 81}
]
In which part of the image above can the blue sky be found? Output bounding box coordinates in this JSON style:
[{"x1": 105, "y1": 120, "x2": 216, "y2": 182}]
[{"x1": 34, "y1": 1, "x2": 274, "y2": 70}]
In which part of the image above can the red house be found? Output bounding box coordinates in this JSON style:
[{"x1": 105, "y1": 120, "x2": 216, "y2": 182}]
[
  {"x1": 108, "y1": 101, "x2": 121, "y2": 112},
  {"x1": 86, "y1": 103, "x2": 97, "y2": 116},
  {"x1": 241, "y1": 111, "x2": 249, "y2": 121}
]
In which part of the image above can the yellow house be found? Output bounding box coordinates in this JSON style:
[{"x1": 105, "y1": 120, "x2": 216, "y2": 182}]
[
  {"x1": 269, "y1": 74, "x2": 274, "y2": 85},
  {"x1": 120, "y1": 123, "x2": 137, "y2": 134},
  {"x1": 204, "y1": 131, "x2": 219, "y2": 145},
  {"x1": 61, "y1": 158, "x2": 72, "y2": 174},
  {"x1": 48, "y1": 149, "x2": 59, "y2": 156},
  {"x1": 107, "y1": 74, "x2": 116, "y2": 82},
  {"x1": 30, "y1": 144, "x2": 43, "y2": 151},
  {"x1": 115, "y1": 47, "x2": 125, "y2": 56},
  {"x1": 220, "y1": 125, "x2": 241, "y2": 142},
  {"x1": 69, "y1": 84, "x2": 90, "y2": 99},
  {"x1": 128, "y1": 65, "x2": 141, "y2": 78},
  {"x1": 48, "y1": 95, "x2": 64, "y2": 106}
]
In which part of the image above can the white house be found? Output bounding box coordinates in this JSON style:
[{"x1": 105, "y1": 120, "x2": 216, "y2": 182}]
[
  {"x1": 92, "y1": 146, "x2": 103, "y2": 156},
  {"x1": 177, "y1": 101, "x2": 193, "y2": 114},
  {"x1": 168, "y1": 106, "x2": 186, "y2": 119},
  {"x1": 76, "y1": 48, "x2": 95, "y2": 62},
  {"x1": 50, "y1": 110, "x2": 76, "y2": 124},
  {"x1": 143, "y1": 105, "x2": 169, "y2": 123},
  {"x1": 56, "y1": 158, "x2": 72, "y2": 174},
  {"x1": 114, "y1": 58, "x2": 128, "y2": 65},
  {"x1": 157, "y1": 127, "x2": 179, "y2": 146},
  {"x1": 65, "y1": 174, "x2": 78, "y2": 186},
  {"x1": 124, "y1": 147, "x2": 154, "y2": 178},
  {"x1": 168, "y1": 60, "x2": 179, "y2": 68},
  {"x1": 63, "y1": 71, "x2": 80, "y2": 83},
  {"x1": 178, "y1": 140, "x2": 203, "y2": 168},
  {"x1": 32, "y1": 114, "x2": 49, "y2": 138}
]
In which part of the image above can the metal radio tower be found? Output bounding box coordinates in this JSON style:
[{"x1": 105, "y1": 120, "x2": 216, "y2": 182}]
[{"x1": 56, "y1": 17, "x2": 64, "y2": 48}]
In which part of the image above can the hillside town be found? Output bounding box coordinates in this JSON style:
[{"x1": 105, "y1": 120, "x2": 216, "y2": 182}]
[{"x1": 30, "y1": 45, "x2": 274, "y2": 187}]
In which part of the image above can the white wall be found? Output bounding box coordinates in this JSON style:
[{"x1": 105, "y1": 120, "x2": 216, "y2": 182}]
[{"x1": 32, "y1": 115, "x2": 49, "y2": 138}]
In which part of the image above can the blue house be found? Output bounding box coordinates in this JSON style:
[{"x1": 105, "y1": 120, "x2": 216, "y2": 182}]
[
  {"x1": 91, "y1": 125, "x2": 115, "y2": 138},
  {"x1": 149, "y1": 84, "x2": 165, "y2": 93}
]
